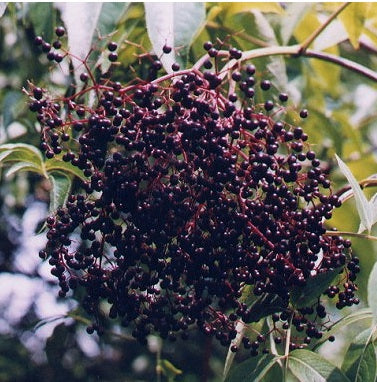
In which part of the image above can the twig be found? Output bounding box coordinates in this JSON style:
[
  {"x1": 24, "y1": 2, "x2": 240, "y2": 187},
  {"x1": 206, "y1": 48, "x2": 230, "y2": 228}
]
[
  {"x1": 324, "y1": 231, "x2": 377, "y2": 242},
  {"x1": 300, "y1": 2, "x2": 350, "y2": 52}
]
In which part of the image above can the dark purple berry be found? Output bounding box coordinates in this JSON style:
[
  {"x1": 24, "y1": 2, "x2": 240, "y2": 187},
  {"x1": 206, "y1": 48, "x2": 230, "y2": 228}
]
[
  {"x1": 108, "y1": 52, "x2": 118, "y2": 62},
  {"x1": 55, "y1": 26, "x2": 65, "y2": 37},
  {"x1": 107, "y1": 41, "x2": 118, "y2": 51}
]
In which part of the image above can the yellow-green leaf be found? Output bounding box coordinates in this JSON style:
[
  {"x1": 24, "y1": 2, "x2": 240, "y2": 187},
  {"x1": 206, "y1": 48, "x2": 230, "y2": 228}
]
[
  {"x1": 223, "y1": 2, "x2": 284, "y2": 17},
  {"x1": 338, "y1": 3, "x2": 371, "y2": 49}
]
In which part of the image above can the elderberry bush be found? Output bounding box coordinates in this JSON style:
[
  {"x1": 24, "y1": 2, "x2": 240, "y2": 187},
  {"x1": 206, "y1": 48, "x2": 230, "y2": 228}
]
[{"x1": 29, "y1": 29, "x2": 359, "y2": 354}]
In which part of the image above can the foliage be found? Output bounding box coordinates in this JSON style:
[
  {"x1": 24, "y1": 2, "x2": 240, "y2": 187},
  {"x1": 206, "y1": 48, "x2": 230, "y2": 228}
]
[{"x1": 2, "y1": 2, "x2": 377, "y2": 381}]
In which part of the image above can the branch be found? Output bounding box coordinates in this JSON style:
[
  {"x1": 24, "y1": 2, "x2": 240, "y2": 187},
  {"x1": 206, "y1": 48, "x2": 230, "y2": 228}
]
[
  {"x1": 304, "y1": 49, "x2": 377, "y2": 82},
  {"x1": 324, "y1": 231, "x2": 377, "y2": 242},
  {"x1": 209, "y1": 44, "x2": 377, "y2": 83}
]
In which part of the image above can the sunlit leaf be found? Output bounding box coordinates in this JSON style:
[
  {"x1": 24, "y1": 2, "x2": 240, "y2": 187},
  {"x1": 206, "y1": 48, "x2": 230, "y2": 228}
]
[
  {"x1": 223, "y1": 2, "x2": 284, "y2": 16},
  {"x1": 339, "y1": 3, "x2": 371, "y2": 49},
  {"x1": 335, "y1": 154, "x2": 372, "y2": 233},
  {"x1": 0, "y1": 143, "x2": 45, "y2": 176},
  {"x1": 5, "y1": 161, "x2": 42, "y2": 178},
  {"x1": 280, "y1": 3, "x2": 312, "y2": 44},
  {"x1": 145, "y1": 3, "x2": 205, "y2": 72},
  {"x1": 341, "y1": 327, "x2": 377, "y2": 382},
  {"x1": 288, "y1": 349, "x2": 351, "y2": 382}
]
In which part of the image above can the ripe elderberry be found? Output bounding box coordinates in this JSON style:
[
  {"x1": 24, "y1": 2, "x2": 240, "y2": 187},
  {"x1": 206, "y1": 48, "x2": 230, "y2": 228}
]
[{"x1": 29, "y1": 38, "x2": 358, "y2": 351}]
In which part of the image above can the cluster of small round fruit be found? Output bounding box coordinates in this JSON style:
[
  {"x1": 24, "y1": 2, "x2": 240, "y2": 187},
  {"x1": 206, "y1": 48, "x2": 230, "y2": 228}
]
[{"x1": 30, "y1": 28, "x2": 358, "y2": 353}]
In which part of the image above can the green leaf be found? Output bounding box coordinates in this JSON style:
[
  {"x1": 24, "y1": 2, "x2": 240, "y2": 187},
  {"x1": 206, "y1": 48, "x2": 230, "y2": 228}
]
[
  {"x1": 247, "y1": 293, "x2": 287, "y2": 323},
  {"x1": 280, "y1": 3, "x2": 312, "y2": 45},
  {"x1": 335, "y1": 154, "x2": 372, "y2": 234},
  {"x1": 225, "y1": 354, "x2": 281, "y2": 382},
  {"x1": 145, "y1": 3, "x2": 205, "y2": 72},
  {"x1": 45, "y1": 323, "x2": 69, "y2": 368},
  {"x1": 368, "y1": 262, "x2": 377, "y2": 324},
  {"x1": 291, "y1": 268, "x2": 340, "y2": 308},
  {"x1": 339, "y1": 3, "x2": 371, "y2": 49},
  {"x1": 28, "y1": 3, "x2": 54, "y2": 42},
  {"x1": 45, "y1": 158, "x2": 87, "y2": 182},
  {"x1": 223, "y1": 2, "x2": 284, "y2": 16},
  {"x1": 0, "y1": 143, "x2": 45, "y2": 176},
  {"x1": 288, "y1": 349, "x2": 351, "y2": 382},
  {"x1": 93, "y1": 3, "x2": 130, "y2": 38},
  {"x1": 48, "y1": 172, "x2": 72, "y2": 212},
  {"x1": 2, "y1": 90, "x2": 23, "y2": 128},
  {"x1": 313, "y1": 309, "x2": 373, "y2": 350},
  {"x1": 341, "y1": 327, "x2": 377, "y2": 382},
  {"x1": 5, "y1": 161, "x2": 42, "y2": 178}
]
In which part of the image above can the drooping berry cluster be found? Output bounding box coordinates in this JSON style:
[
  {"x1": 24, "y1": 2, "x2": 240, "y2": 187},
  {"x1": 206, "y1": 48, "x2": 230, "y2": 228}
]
[{"x1": 30, "y1": 31, "x2": 358, "y2": 352}]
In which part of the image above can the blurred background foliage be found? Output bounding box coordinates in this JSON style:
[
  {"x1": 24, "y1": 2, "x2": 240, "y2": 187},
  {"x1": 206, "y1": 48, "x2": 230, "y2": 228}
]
[{"x1": 2, "y1": 2, "x2": 377, "y2": 381}]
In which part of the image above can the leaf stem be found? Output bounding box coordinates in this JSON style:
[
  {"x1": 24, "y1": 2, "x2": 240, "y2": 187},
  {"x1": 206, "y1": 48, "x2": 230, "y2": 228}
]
[
  {"x1": 324, "y1": 230, "x2": 377, "y2": 242},
  {"x1": 300, "y1": 2, "x2": 350, "y2": 52}
]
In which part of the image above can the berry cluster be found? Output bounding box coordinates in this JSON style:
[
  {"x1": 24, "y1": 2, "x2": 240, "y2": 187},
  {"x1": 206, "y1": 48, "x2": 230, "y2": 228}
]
[{"x1": 30, "y1": 31, "x2": 358, "y2": 352}]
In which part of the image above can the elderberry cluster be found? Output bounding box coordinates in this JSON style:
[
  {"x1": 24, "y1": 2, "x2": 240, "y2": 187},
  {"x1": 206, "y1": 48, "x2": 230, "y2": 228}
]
[{"x1": 29, "y1": 31, "x2": 358, "y2": 352}]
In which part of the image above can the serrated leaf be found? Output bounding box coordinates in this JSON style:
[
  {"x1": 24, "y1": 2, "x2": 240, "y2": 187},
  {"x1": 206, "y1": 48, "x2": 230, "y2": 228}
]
[
  {"x1": 335, "y1": 154, "x2": 372, "y2": 233},
  {"x1": 339, "y1": 3, "x2": 371, "y2": 49},
  {"x1": 45, "y1": 158, "x2": 87, "y2": 182},
  {"x1": 368, "y1": 262, "x2": 377, "y2": 325},
  {"x1": 225, "y1": 354, "x2": 281, "y2": 382},
  {"x1": 288, "y1": 349, "x2": 351, "y2": 382},
  {"x1": 145, "y1": 3, "x2": 205, "y2": 72},
  {"x1": 341, "y1": 327, "x2": 377, "y2": 382},
  {"x1": 291, "y1": 268, "x2": 340, "y2": 308},
  {"x1": 48, "y1": 172, "x2": 71, "y2": 213},
  {"x1": 56, "y1": 3, "x2": 102, "y2": 83},
  {"x1": 5, "y1": 161, "x2": 43, "y2": 177}
]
